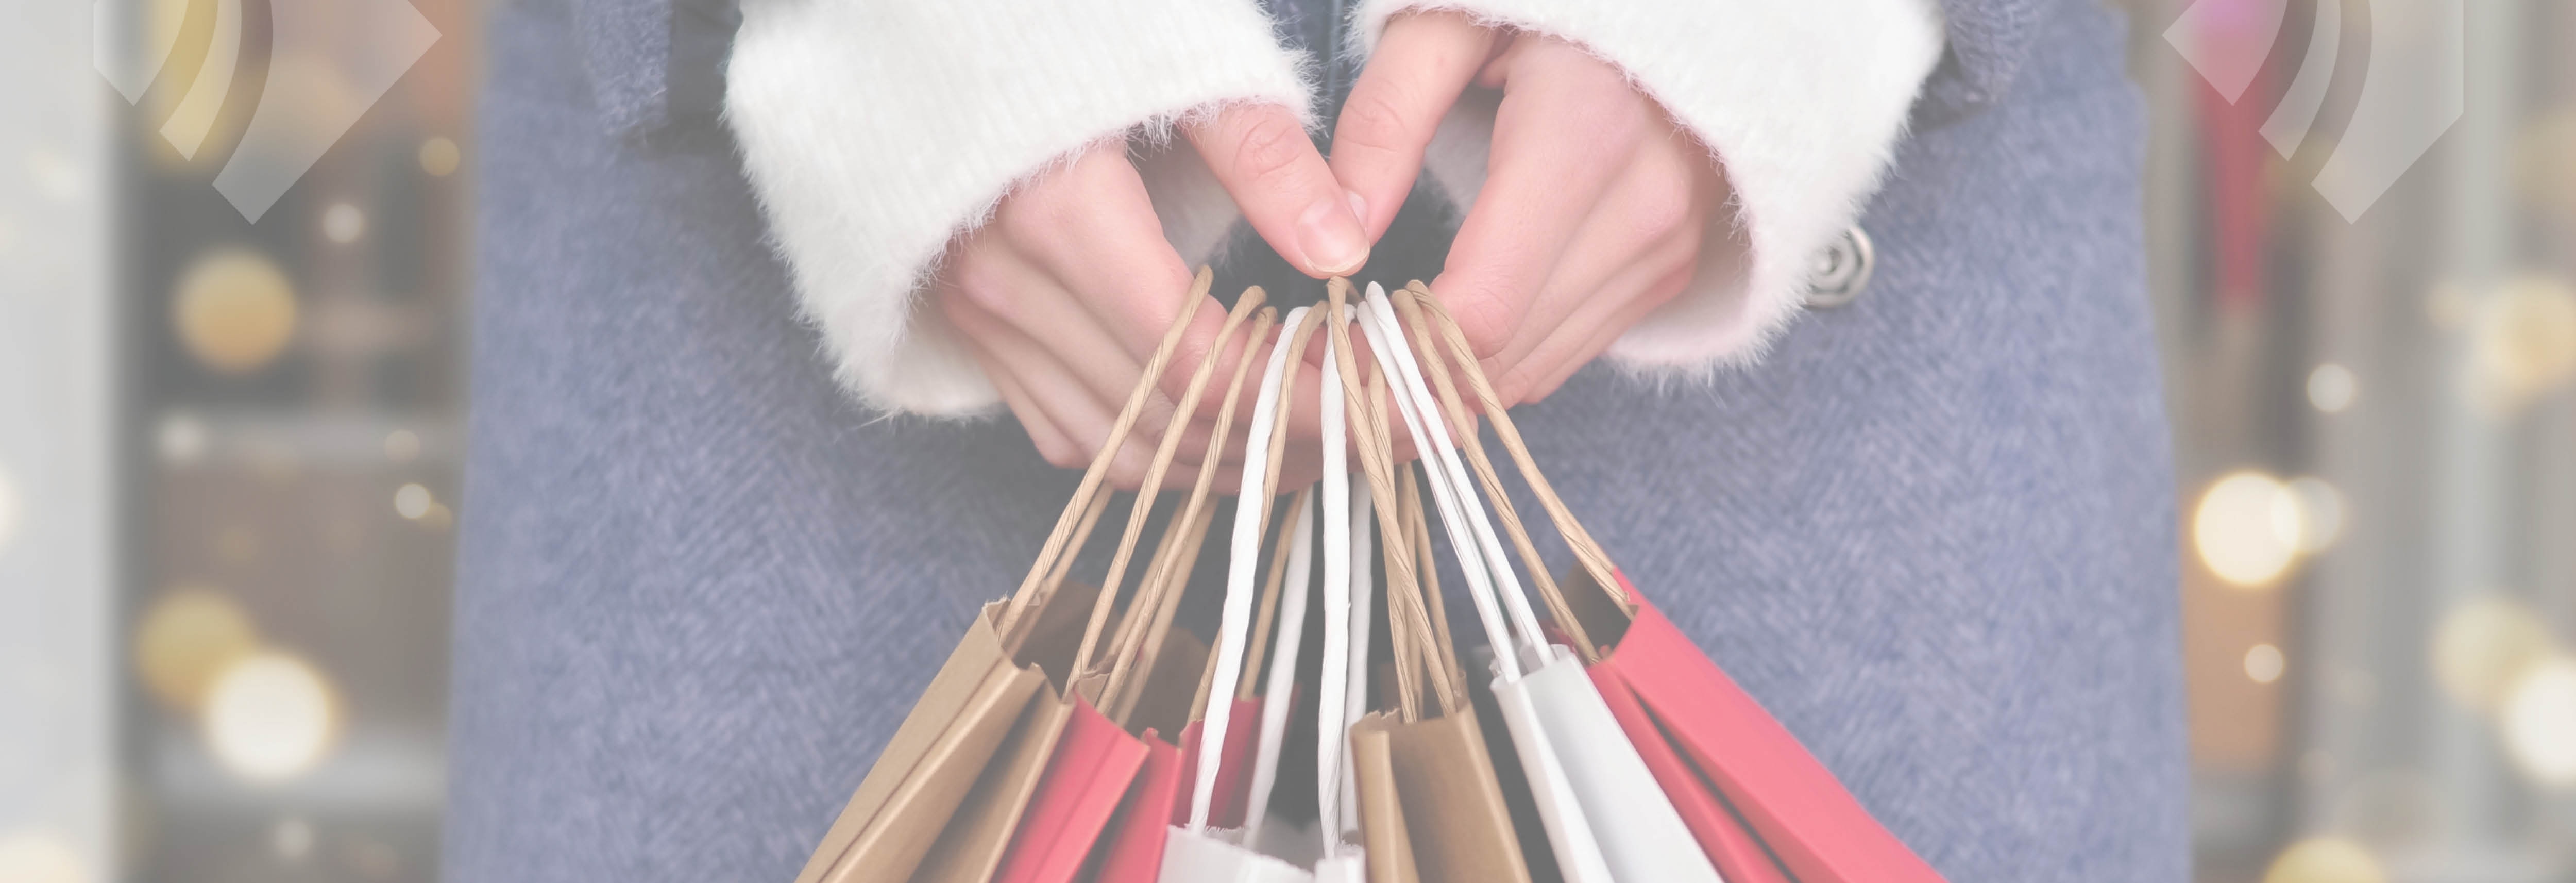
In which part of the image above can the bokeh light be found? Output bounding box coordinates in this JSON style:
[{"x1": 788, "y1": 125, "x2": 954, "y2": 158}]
[
  {"x1": 419, "y1": 137, "x2": 462, "y2": 177},
  {"x1": 2195, "y1": 471, "x2": 2301, "y2": 588},
  {"x1": 270, "y1": 817, "x2": 314, "y2": 861},
  {"x1": 0, "y1": 830, "x2": 87, "y2": 883},
  {"x1": 203, "y1": 650, "x2": 343, "y2": 782},
  {"x1": 2514, "y1": 108, "x2": 2576, "y2": 218},
  {"x1": 2307, "y1": 363, "x2": 2357, "y2": 413},
  {"x1": 324, "y1": 203, "x2": 367, "y2": 244},
  {"x1": 156, "y1": 412, "x2": 208, "y2": 464},
  {"x1": 172, "y1": 249, "x2": 298, "y2": 374},
  {"x1": 2468, "y1": 276, "x2": 2576, "y2": 414},
  {"x1": 2246, "y1": 643, "x2": 2286, "y2": 685},
  {"x1": 383, "y1": 429, "x2": 420, "y2": 463},
  {"x1": 0, "y1": 461, "x2": 20, "y2": 554},
  {"x1": 2262, "y1": 836, "x2": 2385, "y2": 883},
  {"x1": 2430, "y1": 597, "x2": 2554, "y2": 710},
  {"x1": 2281, "y1": 477, "x2": 2345, "y2": 553},
  {"x1": 2501, "y1": 657, "x2": 2576, "y2": 786},
  {"x1": 134, "y1": 586, "x2": 261, "y2": 711},
  {"x1": 394, "y1": 484, "x2": 432, "y2": 520}
]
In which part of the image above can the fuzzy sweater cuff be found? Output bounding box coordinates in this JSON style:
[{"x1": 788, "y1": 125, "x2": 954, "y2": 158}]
[
  {"x1": 1358, "y1": 0, "x2": 1945, "y2": 375},
  {"x1": 725, "y1": 0, "x2": 1308, "y2": 415}
]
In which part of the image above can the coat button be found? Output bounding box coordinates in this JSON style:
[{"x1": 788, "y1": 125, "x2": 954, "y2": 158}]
[{"x1": 1804, "y1": 226, "x2": 1875, "y2": 309}]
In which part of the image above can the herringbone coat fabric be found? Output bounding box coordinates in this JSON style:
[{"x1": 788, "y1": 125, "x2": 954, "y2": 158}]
[{"x1": 443, "y1": 0, "x2": 2187, "y2": 880}]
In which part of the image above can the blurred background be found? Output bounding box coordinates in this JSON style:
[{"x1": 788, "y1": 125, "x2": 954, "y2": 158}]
[{"x1": 0, "y1": 1, "x2": 2570, "y2": 882}]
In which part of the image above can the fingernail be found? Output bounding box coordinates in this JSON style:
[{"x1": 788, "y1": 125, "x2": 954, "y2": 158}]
[{"x1": 1300, "y1": 190, "x2": 1370, "y2": 276}]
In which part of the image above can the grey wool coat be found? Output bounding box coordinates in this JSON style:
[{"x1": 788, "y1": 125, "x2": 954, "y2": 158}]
[{"x1": 445, "y1": 0, "x2": 2188, "y2": 880}]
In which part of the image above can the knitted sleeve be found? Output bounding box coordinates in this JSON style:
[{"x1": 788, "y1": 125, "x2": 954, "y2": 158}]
[
  {"x1": 1356, "y1": 0, "x2": 1946, "y2": 375},
  {"x1": 725, "y1": 0, "x2": 1307, "y2": 415}
]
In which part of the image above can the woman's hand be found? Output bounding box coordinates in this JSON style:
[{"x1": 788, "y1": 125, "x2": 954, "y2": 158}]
[
  {"x1": 936, "y1": 105, "x2": 1366, "y2": 488},
  {"x1": 1332, "y1": 12, "x2": 1731, "y2": 406}
]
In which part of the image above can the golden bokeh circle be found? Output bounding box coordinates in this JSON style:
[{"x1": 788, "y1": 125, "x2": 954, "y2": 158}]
[
  {"x1": 2501, "y1": 656, "x2": 2576, "y2": 786},
  {"x1": 172, "y1": 249, "x2": 297, "y2": 374},
  {"x1": 133, "y1": 586, "x2": 261, "y2": 711},
  {"x1": 0, "y1": 830, "x2": 88, "y2": 883},
  {"x1": 2430, "y1": 596, "x2": 2554, "y2": 710},
  {"x1": 2469, "y1": 276, "x2": 2576, "y2": 413},
  {"x1": 2194, "y1": 471, "x2": 2301, "y2": 589},
  {"x1": 203, "y1": 649, "x2": 343, "y2": 782},
  {"x1": 419, "y1": 137, "x2": 463, "y2": 177},
  {"x1": 2262, "y1": 837, "x2": 2384, "y2": 883},
  {"x1": 0, "y1": 463, "x2": 21, "y2": 554}
]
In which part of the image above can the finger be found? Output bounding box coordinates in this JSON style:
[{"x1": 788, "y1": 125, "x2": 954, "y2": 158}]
[
  {"x1": 946, "y1": 230, "x2": 1158, "y2": 428},
  {"x1": 992, "y1": 147, "x2": 1240, "y2": 418},
  {"x1": 1487, "y1": 140, "x2": 1709, "y2": 374},
  {"x1": 1331, "y1": 12, "x2": 1498, "y2": 238},
  {"x1": 943, "y1": 294, "x2": 1159, "y2": 485},
  {"x1": 1188, "y1": 104, "x2": 1370, "y2": 278},
  {"x1": 970, "y1": 343, "x2": 1078, "y2": 467},
  {"x1": 1432, "y1": 40, "x2": 1646, "y2": 359},
  {"x1": 1515, "y1": 246, "x2": 1697, "y2": 404}
]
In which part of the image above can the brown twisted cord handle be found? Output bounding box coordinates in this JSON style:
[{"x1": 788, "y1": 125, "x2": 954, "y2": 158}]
[
  {"x1": 1400, "y1": 467, "x2": 1466, "y2": 692},
  {"x1": 1399, "y1": 282, "x2": 1635, "y2": 622},
  {"x1": 1069, "y1": 287, "x2": 1270, "y2": 681},
  {"x1": 1380, "y1": 288, "x2": 1600, "y2": 659},
  {"x1": 1368, "y1": 372, "x2": 1424, "y2": 720},
  {"x1": 1103, "y1": 307, "x2": 1275, "y2": 713},
  {"x1": 1109, "y1": 501, "x2": 1219, "y2": 723},
  {"x1": 1000, "y1": 268, "x2": 1220, "y2": 640},
  {"x1": 1327, "y1": 280, "x2": 1459, "y2": 719},
  {"x1": 1372, "y1": 374, "x2": 1456, "y2": 721}
]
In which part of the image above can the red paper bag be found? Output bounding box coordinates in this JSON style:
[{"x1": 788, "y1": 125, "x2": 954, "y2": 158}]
[
  {"x1": 1092, "y1": 732, "x2": 1183, "y2": 883},
  {"x1": 1594, "y1": 572, "x2": 1942, "y2": 883},
  {"x1": 989, "y1": 697, "x2": 1150, "y2": 883},
  {"x1": 1587, "y1": 660, "x2": 1788, "y2": 883},
  {"x1": 1166, "y1": 700, "x2": 1264, "y2": 828}
]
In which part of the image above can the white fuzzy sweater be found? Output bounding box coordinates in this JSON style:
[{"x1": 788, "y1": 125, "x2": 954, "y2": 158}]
[{"x1": 727, "y1": 0, "x2": 1945, "y2": 416}]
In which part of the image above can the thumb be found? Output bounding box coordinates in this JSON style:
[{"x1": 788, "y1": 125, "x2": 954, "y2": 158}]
[
  {"x1": 1329, "y1": 12, "x2": 1498, "y2": 239},
  {"x1": 1187, "y1": 104, "x2": 1370, "y2": 278}
]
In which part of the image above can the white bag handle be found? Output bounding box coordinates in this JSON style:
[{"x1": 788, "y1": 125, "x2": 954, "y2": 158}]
[
  {"x1": 1338, "y1": 471, "x2": 1376, "y2": 840},
  {"x1": 1312, "y1": 319, "x2": 1355, "y2": 847},
  {"x1": 1354, "y1": 286, "x2": 1618, "y2": 883},
  {"x1": 1187, "y1": 306, "x2": 1309, "y2": 829},
  {"x1": 1238, "y1": 479, "x2": 1315, "y2": 847},
  {"x1": 1350, "y1": 287, "x2": 1525, "y2": 679},
  {"x1": 1368, "y1": 288, "x2": 1554, "y2": 668}
]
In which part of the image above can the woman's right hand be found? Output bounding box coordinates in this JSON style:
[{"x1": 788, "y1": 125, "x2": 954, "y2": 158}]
[{"x1": 935, "y1": 104, "x2": 1370, "y2": 489}]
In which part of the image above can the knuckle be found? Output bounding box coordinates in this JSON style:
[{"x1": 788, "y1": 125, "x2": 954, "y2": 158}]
[
  {"x1": 1493, "y1": 366, "x2": 1537, "y2": 406},
  {"x1": 1628, "y1": 188, "x2": 1696, "y2": 242},
  {"x1": 1035, "y1": 436, "x2": 1082, "y2": 469},
  {"x1": 1648, "y1": 259, "x2": 1698, "y2": 307},
  {"x1": 1440, "y1": 285, "x2": 1518, "y2": 358},
  {"x1": 948, "y1": 263, "x2": 1016, "y2": 317},
  {"x1": 1229, "y1": 113, "x2": 1314, "y2": 184},
  {"x1": 1336, "y1": 89, "x2": 1417, "y2": 154}
]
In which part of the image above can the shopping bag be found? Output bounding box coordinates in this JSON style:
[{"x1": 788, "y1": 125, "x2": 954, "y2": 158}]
[
  {"x1": 793, "y1": 604, "x2": 1050, "y2": 883},
  {"x1": 1334, "y1": 359, "x2": 1537, "y2": 883},
  {"x1": 1348, "y1": 714, "x2": 1420, "y2": 883},
  {"x1": 1094, "y1": 729, "x2": 1185, "y2": 883},
  {"x1": 1159, "y1": 305, "x2": 1327, "y2": 882},
  {"x1": 1338, "y1": 285, "x2": 1617, "y2": 883},
  {"x1": 993, "y1": 297, "x2": 1277, "y2": 883},
  {"x1": 1587, "y1": 657, "x2": 1791, "y2": 883},
  {"x1": 790, "y1": 271, "x2": 1243, "y2": 883},
  {"x1": 1395, "y1": 282, "x2": 1948, "y2": 883}
]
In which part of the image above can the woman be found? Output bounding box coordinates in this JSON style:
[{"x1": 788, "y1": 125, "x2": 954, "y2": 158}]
[{"x1": 446, "y1": 0, "x2": 2185, "y2": 879}]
